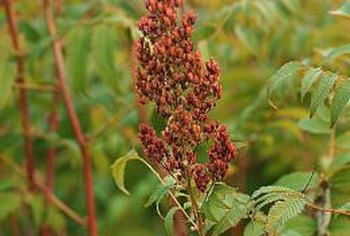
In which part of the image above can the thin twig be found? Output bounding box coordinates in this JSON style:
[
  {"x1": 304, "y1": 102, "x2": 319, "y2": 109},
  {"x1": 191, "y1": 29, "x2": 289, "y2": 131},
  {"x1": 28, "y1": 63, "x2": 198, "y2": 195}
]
[
  {"x1": 4, "y1": 0, "x2": 35, "y2": 190},
  {"x1": 42, "y1": 1, "x2": 98, "y2": 235},
  {"x1": 307, "y1": 202, "x2": 350, "y2": 217}
]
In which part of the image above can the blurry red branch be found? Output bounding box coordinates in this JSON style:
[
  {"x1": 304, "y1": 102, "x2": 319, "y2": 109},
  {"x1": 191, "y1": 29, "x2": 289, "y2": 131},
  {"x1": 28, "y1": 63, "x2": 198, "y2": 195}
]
[
  {"x1": 42, "y1": 0, "x2": 98, "y2": 235},
  {"x1": 4, "y1": 0, "x2": 35, "y2": 190}
]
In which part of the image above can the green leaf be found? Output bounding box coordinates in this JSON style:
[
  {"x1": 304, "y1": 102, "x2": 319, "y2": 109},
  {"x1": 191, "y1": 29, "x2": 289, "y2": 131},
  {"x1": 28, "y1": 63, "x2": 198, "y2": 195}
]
[
  {"x1": 66, "y1": 27, "x2": 92, "y2": 93},
  {"x1": 309, "y1": 72, "x2": 337, "y2": 117},
  {"x1": 329, "y1": 2, "x2": 350, "y2": 18},
  {"x1": 92, "y1": 25, "x2": 120, "y2": 93},
  {"x1": 329, "y1": 217, "x2": 350, "y2": 235},
  {"x1": 282, "y1": 215, "x2": 316, "y2": 236},
  {"x1": 266, "y1": 198, "x2": 306, "y2": 233},
  {"x1": 164, "y1": 207, "x2": 180, "y2": 236},
  {"x1": 244, "y1": 221, "x2": 265, "y2": 236},
  {"x1": 144, "y1": 176, "x2": 176, "y2": 208},
  {"x1": 330, "y1": 154, "x2": 350, "y2": 173},
  {"x1": 46, "y1": 207, "x2": 66, "y2": 233},
  {"x1": 331, "y1": 79, "x2": 350, "y2": 127},
  {"x1": 0, "y1": 192, "x2": 21, "y2": 220},
  {"x1": 300, "y1": 67, "x2": 322, "y2": 101},
  {"x1": 330, "y1": 167, "x2": 350, "y2": 192},
  {"x1": 0, "y1": 37, "x2": 15, "y2": 109},
  {"x1": 27, "y1": 194, "x2": 45, "y2": 226},
  {"x1": 274, "y1": 171, "x2": 319, "y2": 192},
  {"x1": 110, "y1": 150, "x2": 142, "y2": 195},
  {"x1": 235, "y1": 26, "x2": 259, "y2": 55},
  {"x1": 297, "y1": 118, "x2": 330, "y2": 134},
  {"x1": 336, "y1": 132, "x2": 350, "y2": 149},
  {"x1": 338, "y1": 202, "x2": 350, "y2": 212},
  {"x1": 252, "y1": 185, "x2": 301, "y2": 199},
  {"x1": 267, "y1": 62, "x2": 305, "y2": 104},
  {"x1": 201, "y1": 183, "x2": 250, "y2": 235},
  {"x1": 325, "y1": 44, "x2": 350, "y2": 61}
]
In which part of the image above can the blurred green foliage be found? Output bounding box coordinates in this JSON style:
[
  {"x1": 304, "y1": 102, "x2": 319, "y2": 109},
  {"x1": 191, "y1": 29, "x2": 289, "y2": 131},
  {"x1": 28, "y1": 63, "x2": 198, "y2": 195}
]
[{"x1": 1, "y1": 0, "x2": 350, "y2": 235}]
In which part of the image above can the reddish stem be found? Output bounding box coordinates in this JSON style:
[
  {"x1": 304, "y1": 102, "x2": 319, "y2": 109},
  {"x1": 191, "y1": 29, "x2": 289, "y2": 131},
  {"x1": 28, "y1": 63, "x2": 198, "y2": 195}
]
[
  {"x1": 42, "y1": 1, "x2": 98, "y2": 235},
  {"x1": 4, "y1": 0, "x2": 35, "y2": 190}
]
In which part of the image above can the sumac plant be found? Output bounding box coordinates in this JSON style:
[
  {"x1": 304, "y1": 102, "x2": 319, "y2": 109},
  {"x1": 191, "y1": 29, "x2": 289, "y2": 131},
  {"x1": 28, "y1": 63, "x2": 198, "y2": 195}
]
[{"x1": 111, "y1": 0, "x2": 350, "y2": 236}]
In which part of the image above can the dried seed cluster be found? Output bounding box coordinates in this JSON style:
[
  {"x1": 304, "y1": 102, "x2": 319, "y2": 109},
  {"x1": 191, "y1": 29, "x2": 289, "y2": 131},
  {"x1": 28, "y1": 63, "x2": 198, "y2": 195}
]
[{"x1": 135, "y1": 0, "x2": 237, "y2": 192}]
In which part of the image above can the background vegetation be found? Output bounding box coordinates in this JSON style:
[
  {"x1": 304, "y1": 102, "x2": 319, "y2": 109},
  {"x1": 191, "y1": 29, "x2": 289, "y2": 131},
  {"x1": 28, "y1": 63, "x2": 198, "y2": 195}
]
[{"x1": 1, "y1": 0, "x2": 350, "y2": 235}]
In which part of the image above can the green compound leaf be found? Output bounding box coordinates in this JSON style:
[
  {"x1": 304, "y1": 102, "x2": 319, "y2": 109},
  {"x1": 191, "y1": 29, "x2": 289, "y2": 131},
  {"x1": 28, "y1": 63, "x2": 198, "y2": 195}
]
[
  {"x1": 267, "y1": 61, "x2": 305, "y2": 108},
  {"x1": 310, "y1": 72, "x2": 337, "y2": 118},
  {"x1": 300, "y1": 67, "x2": 322, "y2": 101},
  {"x1": 266, "y1": 198, "x2": 306, "y2": 234},
  {"x1": 331, "y1": 79, "x2": 350, "y2": 127},
  {"x1": 202, "y1": 183, "x2": 250, "y2": 235}
]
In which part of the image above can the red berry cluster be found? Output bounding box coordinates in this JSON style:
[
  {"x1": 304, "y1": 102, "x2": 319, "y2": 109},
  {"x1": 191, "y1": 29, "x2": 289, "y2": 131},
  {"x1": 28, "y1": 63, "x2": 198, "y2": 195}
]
[{"x1": 135, "y1": 0, "x2": 237, "y2": 192}]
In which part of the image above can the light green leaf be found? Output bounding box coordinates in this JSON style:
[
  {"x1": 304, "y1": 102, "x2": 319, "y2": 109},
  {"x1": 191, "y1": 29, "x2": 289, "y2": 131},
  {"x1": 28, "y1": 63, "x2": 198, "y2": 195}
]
[
  {"x1": 110, "y1": 150, "x2": 142, "y2": 195},
  {"x1": 297, "y1": 118, "x2": 330, "y2": 134},
  {"x1": 325, "y1": 44, "x2": 350, "y2": 61},
  {"x1": 300, "y1": 67, "x2": 322, "y2": 100},
  {"x1": 267, "y1": 62, "x2": 305, "y2": 105},
  {"x1": 66, "y1": 27, "x2": 92, "y2": 93},
  {"x1": 0, "y1": 192, "x2": 21, "y2": 220},
  {"x1": 309, "y1": 72, "x2": 337, "y2": 117},
  {"x1": 329, "y1": 2, "x2": 350, "y2": 18},
  {"x1": 331, "y1": 79, "x2": 350, "y2": 127},
  {"x1": 164, "y1": 207, "x2": 180, "y2": 236},
  {"x1": 274, "y1": 172, "x2": 319, "y2": 192}
]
